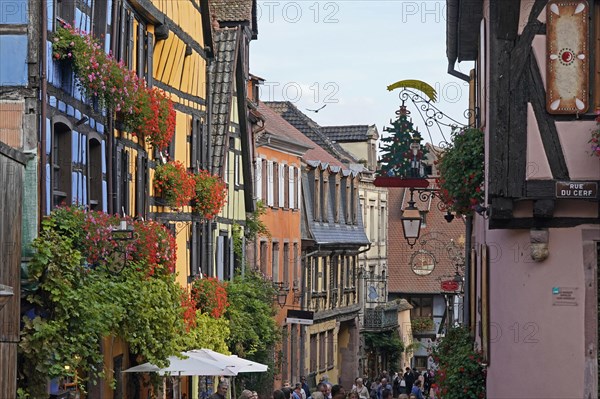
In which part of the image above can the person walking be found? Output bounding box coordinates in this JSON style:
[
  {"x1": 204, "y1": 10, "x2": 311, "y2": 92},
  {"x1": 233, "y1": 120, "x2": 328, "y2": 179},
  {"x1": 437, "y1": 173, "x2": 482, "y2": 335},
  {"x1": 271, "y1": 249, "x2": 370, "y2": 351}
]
[
  {"x1": 403, "y1": 368, "x2": 414, "y2": 397},
  {"x1": 352, "y1": 378, "x2": 369, "y2": 399},
  {"x1": 410, "y1": 381, "x2": 423, "y2": 399}
]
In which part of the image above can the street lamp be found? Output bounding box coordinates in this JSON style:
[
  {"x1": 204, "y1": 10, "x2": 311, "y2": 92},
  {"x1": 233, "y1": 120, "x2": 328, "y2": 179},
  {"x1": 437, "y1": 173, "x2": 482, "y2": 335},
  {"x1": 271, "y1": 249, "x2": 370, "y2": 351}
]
[
  {"x1": 401, "y1": 189, "x2": 422, "y2": 248},
  {"x1": 273, "y1": 282, "x2": 289, "y2": 308}
]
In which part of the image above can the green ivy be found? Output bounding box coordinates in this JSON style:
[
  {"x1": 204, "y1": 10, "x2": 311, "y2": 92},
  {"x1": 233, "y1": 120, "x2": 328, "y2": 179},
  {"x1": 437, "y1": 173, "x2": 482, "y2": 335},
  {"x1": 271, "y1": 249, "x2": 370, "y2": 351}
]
[
  {"x1": 225, "y1": 270, "x2": 279, "y2": 396},
  {"x1": 364, "y1": 330, "x2": 404, "y2": 371},
  {"x1": 18, "y1": 208, "x2": 230, "y2": 397},
  {"x1": 430, "y1": 327, "x2": 486, "y2": 399}
]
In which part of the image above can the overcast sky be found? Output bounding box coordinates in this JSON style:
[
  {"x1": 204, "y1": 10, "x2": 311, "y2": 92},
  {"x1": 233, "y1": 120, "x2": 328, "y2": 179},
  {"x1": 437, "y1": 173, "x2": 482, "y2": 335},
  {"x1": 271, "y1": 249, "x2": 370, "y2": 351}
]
[{"x1": 250, "y1": 0, "x2": 474, "y2": 146}]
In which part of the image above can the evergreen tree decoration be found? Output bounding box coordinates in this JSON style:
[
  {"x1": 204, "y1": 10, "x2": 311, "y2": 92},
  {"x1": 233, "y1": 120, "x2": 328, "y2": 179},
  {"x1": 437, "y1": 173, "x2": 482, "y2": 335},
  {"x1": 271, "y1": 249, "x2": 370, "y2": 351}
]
[{"x1": 377, "y1": 104, "x2": 428, "y2": 178}]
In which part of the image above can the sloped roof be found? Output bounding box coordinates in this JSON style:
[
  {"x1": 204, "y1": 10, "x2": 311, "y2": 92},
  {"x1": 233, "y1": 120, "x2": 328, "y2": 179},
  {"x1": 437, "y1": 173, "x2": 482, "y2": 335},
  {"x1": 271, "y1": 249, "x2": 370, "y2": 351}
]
[
  {"x1": 320, "y1": 125, "x2": 376, "y2": 142},
  {"x1": 210, "y1": 0, "x2": 253, "y2": 22},
  {"x1": 258, "y1": 102, "x2": 368, "y2": 247},
  {"x1": 387, "y1": 185, "x2": 467, "y2": 294},
  {"x1": 210, "y1": 28, "x2": 239, "y2": 176},
  {"x1": 265, "y1": 101, "x2": 359, "y2": 164},
  {"x1": 258, "y1": 102, "x2": 345, "y2": 168}
]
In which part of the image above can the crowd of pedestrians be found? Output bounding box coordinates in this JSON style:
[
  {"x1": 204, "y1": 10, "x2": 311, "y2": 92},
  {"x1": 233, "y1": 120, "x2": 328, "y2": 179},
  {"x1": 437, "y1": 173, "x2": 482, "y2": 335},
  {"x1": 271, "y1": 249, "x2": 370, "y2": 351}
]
[{"x1": 271, "y1": 369, "x2": 436, "y2": 399}]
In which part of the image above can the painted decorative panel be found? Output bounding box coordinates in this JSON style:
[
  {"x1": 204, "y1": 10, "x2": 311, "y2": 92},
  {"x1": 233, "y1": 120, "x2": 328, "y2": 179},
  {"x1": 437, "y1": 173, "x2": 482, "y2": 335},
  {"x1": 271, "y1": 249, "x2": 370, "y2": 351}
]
[{"x1": 546, "y1": 0, "x2": 589, "y2": 114}]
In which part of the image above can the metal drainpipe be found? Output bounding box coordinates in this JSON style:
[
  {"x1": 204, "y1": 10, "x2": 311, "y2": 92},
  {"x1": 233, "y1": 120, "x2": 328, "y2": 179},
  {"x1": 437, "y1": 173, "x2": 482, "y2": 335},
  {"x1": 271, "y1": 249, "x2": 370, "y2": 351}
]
[
  {"x1": 447, "y1": 62, "x2": 470, "y2": 83},
  {"x1": 463, "y1": 214, "x2": 473, "y2": 327},
  {"x1": 107, "y1": 0, "x2": 120, "y2": 215},
  {"x1": 41, "y1": 0, "x2": 48, "y2": 221},
  {"x1": 206, "y1": 55, "x2": 214, "y2": 276}
]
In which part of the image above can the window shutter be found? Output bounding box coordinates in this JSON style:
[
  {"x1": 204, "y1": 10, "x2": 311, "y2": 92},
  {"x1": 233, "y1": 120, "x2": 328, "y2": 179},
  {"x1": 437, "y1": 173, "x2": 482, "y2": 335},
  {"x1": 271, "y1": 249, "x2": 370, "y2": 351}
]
[
  {"x1": 255, "y1": 158, "x2": 262, "y2": 200},
  {"x1": 127, "y1": 14, "x2": 134, "y2": 68},
  {"x1": 297, "y1": 167, "x2": 301, "y2": 210},
  {"x1": 146, "y1": 32, "x2": 154, "y2": 87},
  {"x1": 137, "y1": 23, "x2": 145, "y2": 78},
  {"x1": 119, "y1": 7, "x2": 127, "y2": 61},
  {"x1": 191, "y1": 117, "x2": 198, "y2": 169},
  {"x1": 289, "y1": 166, "x2": 295, "y2": 209},
  {"x1": 278, "y1": 163, "x2": 285, "y2": 207},
  {"x1": 115, "y1": 146, "x2": 122, "y2": 213},
  {"x1": 267, "y1": 160, "x2": 274, "y2": 206}
]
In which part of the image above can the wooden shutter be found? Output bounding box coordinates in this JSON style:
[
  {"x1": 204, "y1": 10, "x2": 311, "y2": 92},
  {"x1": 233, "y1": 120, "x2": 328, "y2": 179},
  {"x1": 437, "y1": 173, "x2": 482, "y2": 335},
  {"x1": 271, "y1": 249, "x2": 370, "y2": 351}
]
[
  {"x1": 255, "y1": 158, "x2": 262, "y2": 200},
  {"x1": 267, "y1": 160, "x2": 273, "y2": 206},
  {"x1": 118, "y1": 6, "x2": 127, "y2": 61},
  {"x1": 127, "y1": 14, "x2": 134, "y2": 69},
  {"x1": 191, "y1": 117, "x2": 198, "y2": 169},
  {"x1": 288, "y1": 166, "x2": 294, "y2": 209},
  {"x1": 115, "y1": 145, "x2": 122, "y2": 213},
  {"x1": 278, "y1": 163, "x2": 285, "y2": 207},
  {"x1": 146, "y1": 32, "x2": 154, "y2": 87},
  {"x1": 297, "y1": 167, "x2": 301, "y2": 210},
  {"x1": 137, "y1": 22, "x2": 145, "y2": 78}
]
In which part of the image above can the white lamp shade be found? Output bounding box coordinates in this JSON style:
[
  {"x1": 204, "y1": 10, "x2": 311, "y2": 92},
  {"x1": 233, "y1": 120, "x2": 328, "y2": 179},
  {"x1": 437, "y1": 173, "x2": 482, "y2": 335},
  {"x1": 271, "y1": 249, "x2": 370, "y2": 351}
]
[{"x1": 401, "y1": 207, "x2": 422, "y2": 241}]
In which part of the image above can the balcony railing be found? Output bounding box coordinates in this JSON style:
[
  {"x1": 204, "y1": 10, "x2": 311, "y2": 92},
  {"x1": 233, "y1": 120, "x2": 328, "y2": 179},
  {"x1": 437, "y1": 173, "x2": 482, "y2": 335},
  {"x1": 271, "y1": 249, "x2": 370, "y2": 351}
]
[{"x1": 363, "y1": 303, "x2": 399, "y2": 331}]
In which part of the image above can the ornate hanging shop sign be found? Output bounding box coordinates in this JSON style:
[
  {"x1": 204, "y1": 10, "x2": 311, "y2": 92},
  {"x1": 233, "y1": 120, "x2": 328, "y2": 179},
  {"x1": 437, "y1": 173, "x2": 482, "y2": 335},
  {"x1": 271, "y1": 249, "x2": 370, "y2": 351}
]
[{"x1": 546, "y1": 0, "x2": 589, "y2": 114}]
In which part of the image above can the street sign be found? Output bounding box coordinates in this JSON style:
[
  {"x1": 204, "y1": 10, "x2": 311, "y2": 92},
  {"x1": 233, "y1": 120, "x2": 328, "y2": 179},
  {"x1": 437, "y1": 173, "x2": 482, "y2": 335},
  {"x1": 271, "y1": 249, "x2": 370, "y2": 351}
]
[
  {"x1": 441, "y1": 280, "x2": 460, "y2": 292},
  {"x1": 286, "y1": 309, "x2": 314, "y2": 325},
  {"x1": 286, "y1": 317, "x2": 314, "y2": 325},
  {"x1": 555, "y1": 181, "x2": 597, "y2": 199}
]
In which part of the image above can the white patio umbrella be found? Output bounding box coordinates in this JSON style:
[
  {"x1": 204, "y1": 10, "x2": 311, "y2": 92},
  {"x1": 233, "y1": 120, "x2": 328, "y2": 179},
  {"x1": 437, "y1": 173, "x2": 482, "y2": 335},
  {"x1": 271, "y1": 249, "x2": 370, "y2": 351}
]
[
  {"x1": 123, "y1": 354, "x2": 238, "y2": 376},
  {"x1": 185, "y1": 349, "x2": 268, "y2": 373}
]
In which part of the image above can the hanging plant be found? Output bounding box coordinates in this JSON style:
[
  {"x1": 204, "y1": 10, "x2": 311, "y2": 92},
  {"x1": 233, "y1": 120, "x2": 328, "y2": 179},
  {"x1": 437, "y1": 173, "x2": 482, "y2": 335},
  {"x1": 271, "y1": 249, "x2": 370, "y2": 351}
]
[
  {"x1": 154, "y1": 161, "x2": 196, "y2": 207},
  {"x1": 436, "y1": 128, "x2": 484, "y2": 215},
  {"x1": 430, "y1": 327, "x2": 486, "y2": 399},
  {"x1": 52, "y1": 25, "x2": 175, "y2": 149},
  {"x1": 589, "y1": 110, "x2": 600, "y2": 157},
  {"x1": 190, "y1": 276, "x2": 230, "y2": 318},
  {"x1": 192, "y1": 169, "x2": 228, "y2": 219}
]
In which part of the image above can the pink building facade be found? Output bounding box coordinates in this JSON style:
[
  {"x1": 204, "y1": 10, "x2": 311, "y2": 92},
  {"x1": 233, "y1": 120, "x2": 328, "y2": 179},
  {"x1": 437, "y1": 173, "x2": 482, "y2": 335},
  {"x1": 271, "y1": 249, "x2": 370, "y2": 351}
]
[{"x1": 447, "y1": 1, "x2": 599, "y2": 398}]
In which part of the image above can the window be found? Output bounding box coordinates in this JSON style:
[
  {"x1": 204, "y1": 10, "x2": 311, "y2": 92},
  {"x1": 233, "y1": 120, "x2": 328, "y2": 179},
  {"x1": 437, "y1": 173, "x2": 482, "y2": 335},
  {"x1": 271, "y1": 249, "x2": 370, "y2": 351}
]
[
  {"x1": 334, "y1": 178, "x2": 340, "y2": 222},
  {"x1": 190, "y1": 117, "x2": 205, "y2": 170},
  {"x1": 319, "y1": 332, "x2": 326, "y2": 371},
  {"x1": 267, "y1": 161, "x2": 274, "y2": 206},
  {"x1": 135, "y1": 152, "x2": 148, "y2": 218},
  {"x1": 293, "y1": 243, "x2": 299, "y2": 285},
  {"x1": 88, "y1": 137, "x2": 103, "y2": 210},
  {"x1": 345, "y1": 177, "x2": 351, "y2": 224},
  {"x1": 311, "y1": 257, "x2": 319, "y2": 293},
  {"x1": 351, "y1": 178, "x2": 358, "y2": 224},
  {"x1": 52, "y1": 122, "x2": 72, "y2": 208},
  {"x1": 369, "y1": 204, "x2": 375, "y2": 241},
  {"x1": 283, "y1": 243, "x2": 290, "y2": 286},
  {"x1": 321, "y1": 257, "x2": 328, "y2": 293},
  {"x1": 380, "y1": 204, "x2": 387, "y2": 243},
  {"x1": 260, "y1": 241, "x2": 268, "y2": 274},
  {"x1": 410, "y1": 297, "x2": 433, "y2": 318},
  {"x1": 310, "y1": 334, "x2": 318, "y2": 371},
  {"x1": 321, "y1": 171, "x2": 328, "y2": 221},
  {"x1": 327, "y1": 331, "x2": 334, "y2": 368},
  {"x1": 262, "y1": 160, "x2": 268, "y2": 201},
  {"x1": 272, "y1": 242, "x2": 280, "y2": 282},
  {"x1": 313, "y1": 170, "x2": 320, "y2": 221},
  {"x1": 115, "y1": 146, "x2": 130, "y2": 216}
]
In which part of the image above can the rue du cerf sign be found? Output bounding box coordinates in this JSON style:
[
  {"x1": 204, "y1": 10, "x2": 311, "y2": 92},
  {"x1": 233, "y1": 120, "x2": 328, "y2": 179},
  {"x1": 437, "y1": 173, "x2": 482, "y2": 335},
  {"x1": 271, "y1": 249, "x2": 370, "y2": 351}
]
[{"x1": 555, "y1": 181, "x2": 598, "y2": 199}]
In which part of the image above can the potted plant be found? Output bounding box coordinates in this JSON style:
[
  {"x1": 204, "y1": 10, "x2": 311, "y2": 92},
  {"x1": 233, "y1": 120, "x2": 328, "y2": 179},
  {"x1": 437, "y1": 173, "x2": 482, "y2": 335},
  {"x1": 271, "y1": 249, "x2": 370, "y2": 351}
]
[
  {"x1": 411, "y1": 316, "x2": 434, "y2": 333},
  {"x1": 192, "y1": 169, "x2": 228, "y2": 219},
  {"x1": 436, "y1": 127, "x2": 484, "y2": 215},
  {"x1": 153, "y1": 161, "x2": 195, "y2": 207},
  {"x1": 52, "y1": 25, "x2": 175, "y2": 149}
]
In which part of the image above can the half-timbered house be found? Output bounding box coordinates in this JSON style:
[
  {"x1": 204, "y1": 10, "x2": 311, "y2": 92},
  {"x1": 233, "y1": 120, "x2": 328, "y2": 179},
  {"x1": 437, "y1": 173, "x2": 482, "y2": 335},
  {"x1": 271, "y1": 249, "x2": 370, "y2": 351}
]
[{"x1": 447, "y1": 1, "x2": 599, "y2": 397}]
